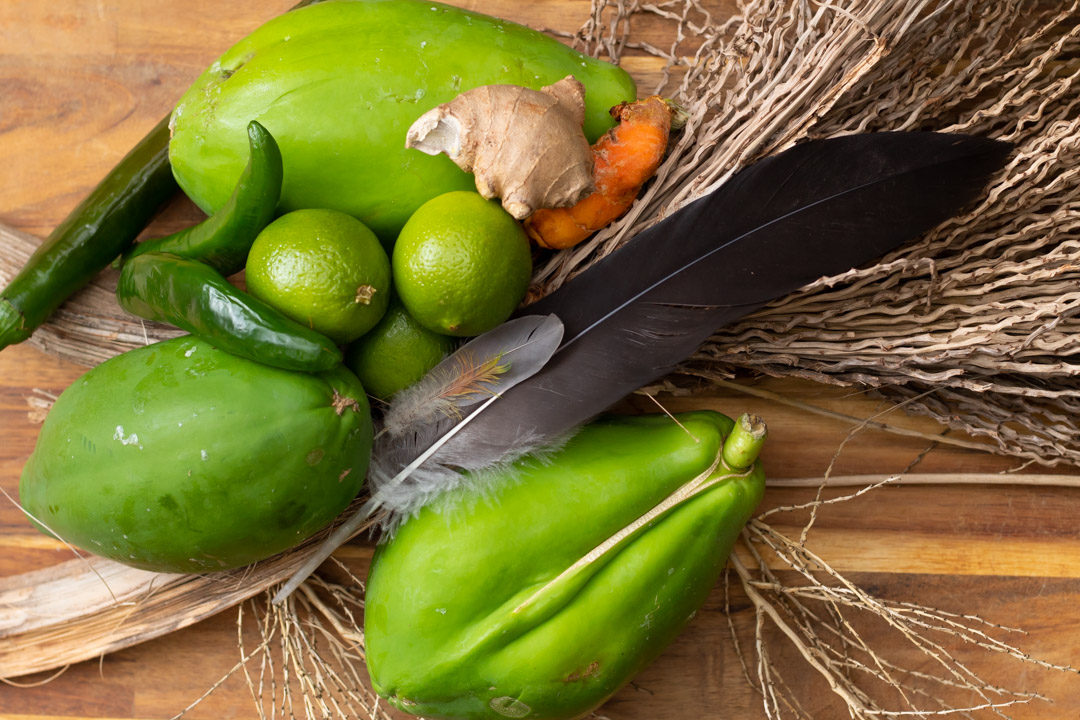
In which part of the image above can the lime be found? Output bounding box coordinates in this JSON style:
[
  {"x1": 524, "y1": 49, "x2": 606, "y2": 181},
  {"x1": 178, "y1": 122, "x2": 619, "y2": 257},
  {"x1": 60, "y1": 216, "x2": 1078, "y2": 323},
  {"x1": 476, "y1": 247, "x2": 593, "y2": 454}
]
[
  {"x1": 344, "y1": 298, "x2": 457, "y2": 400},
  {"x1": 245, "y1": 208, "x2": 391, "y2": 344},
  {"x1": 392, "y1": 191, "x2": 531, "y2": 337}
]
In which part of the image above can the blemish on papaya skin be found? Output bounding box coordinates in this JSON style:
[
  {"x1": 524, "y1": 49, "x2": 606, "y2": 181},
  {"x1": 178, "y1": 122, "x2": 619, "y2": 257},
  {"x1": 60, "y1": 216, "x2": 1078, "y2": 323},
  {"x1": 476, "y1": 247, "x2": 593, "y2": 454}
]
[
  {"x1": 339, "y1": 468, "x2": 351, "y2": 482},
  {"x1": 276, "y1": 500, "x2": 306, "y2": 530},
  {"x1": 488, "y1": 696, "x2": 531, "y2": 717},
  {"x1": 332, "y1": 390, "x2": 361, "y2": 415},
  {"x1": 215, "y1": 51, "x2": 253, "y2": 81},
  {"x1": 564, "y1": 661, "x2": 600, "y2": 683}
]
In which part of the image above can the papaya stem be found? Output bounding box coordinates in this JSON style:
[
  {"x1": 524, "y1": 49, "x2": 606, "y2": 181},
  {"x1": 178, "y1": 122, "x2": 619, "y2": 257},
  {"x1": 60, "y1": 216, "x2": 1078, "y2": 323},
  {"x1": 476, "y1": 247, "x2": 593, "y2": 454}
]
[{"x1": 723, "y1": 413, "x2": 767, "y2": 469}]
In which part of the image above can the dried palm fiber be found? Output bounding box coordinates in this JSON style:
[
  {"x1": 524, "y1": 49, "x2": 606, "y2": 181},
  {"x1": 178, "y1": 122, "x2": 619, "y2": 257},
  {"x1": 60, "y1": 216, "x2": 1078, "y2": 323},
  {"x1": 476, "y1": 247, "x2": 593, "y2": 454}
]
[{"x1": 538, "y1": 0, "x2": 1080, "y2": 466}]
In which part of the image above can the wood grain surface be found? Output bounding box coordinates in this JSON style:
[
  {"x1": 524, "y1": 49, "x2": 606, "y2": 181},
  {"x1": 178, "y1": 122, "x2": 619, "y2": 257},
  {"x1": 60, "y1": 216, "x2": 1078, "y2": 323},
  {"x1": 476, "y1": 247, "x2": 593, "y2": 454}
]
[{"x1": 2, "y1": 1, "x2": 1079, "y2": 718}]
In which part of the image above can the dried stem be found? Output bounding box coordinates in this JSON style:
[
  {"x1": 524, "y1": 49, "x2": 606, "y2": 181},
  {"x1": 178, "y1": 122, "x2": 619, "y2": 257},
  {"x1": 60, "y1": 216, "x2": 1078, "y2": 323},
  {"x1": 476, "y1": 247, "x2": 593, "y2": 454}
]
[{"x1": 768, "y1": 473, "x2": 1080, "y2": 489}]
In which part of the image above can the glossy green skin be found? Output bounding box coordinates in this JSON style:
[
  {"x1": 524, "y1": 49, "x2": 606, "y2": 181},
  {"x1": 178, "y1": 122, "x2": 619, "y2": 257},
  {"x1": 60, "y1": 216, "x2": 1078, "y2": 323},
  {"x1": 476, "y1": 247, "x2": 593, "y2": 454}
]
[
  {"x1": 0, "y1": 114, "x2": 177, "y2": 351},
  {"x1": 365, "y1": 411, "x2": 766, "y2": 720},
  {"x1": 126, "y1": 121, "x2": 283, "y2": 276},
  {"x1": 344, "y1": 297, "x2": 456, "y2": 400},
  {"x1": 117, "y1": 252, "x2": 342, "y2": 372},
  {"x1": 19, "y1": 336, "x2": 371, "y2": 573},
  {"x1": 168, "y1": 0, "x2": 637, "y2": 242},
  {"x1": 245, "y1": 208, "x2": 393, "y2": 344},
  {"x1": 393, "y1": 191, "x2": 532, "y2": 337}
]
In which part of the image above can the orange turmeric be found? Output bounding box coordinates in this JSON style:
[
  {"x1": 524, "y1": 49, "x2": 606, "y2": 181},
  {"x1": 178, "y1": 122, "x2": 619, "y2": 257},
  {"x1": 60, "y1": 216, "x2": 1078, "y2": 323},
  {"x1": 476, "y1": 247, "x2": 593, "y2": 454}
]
[{"x1": 524, "y1": 96, "x2": 674, "y2": 250}]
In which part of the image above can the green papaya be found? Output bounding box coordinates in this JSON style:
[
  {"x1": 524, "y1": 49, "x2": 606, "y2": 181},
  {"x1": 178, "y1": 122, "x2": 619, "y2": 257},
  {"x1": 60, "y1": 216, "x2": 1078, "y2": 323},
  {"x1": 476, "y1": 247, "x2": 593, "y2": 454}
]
[
  {"x1": 365, "y1": 411, "x2": 766, "y2": 720},
  {"x1": 19, "y1": 336, "x2": 372, "y2": 573},
  {"x1": 168, "y1": 0, "x2": 637, "y2": 243}
]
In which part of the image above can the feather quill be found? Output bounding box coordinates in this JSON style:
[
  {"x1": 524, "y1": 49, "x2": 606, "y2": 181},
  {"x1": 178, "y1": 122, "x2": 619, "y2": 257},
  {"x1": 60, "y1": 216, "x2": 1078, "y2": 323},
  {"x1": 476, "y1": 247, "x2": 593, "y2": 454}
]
[
  {"x1": 273, "y1": 314, "x2": 563, "y2": 603},
  {"x1": 274, "y1": 131, "x2": 1009, "y2": 603},
  {"x1": 368, "y1": 313, "x2": 564, "y2": 521}
]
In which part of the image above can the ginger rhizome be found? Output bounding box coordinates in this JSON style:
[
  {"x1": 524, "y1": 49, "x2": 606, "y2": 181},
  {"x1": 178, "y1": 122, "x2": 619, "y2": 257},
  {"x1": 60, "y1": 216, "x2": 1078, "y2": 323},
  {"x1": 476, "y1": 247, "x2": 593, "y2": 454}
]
[{"x1": 405, "y1": 76, "x2": 595, "y2": 220}]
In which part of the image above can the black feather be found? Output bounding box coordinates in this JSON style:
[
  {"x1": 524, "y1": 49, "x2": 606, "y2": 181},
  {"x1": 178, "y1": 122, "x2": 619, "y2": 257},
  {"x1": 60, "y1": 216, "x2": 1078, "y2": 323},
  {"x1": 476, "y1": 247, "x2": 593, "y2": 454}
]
[{"x1": 443, "y1": 131, "x2": 1011, "y2": 457}]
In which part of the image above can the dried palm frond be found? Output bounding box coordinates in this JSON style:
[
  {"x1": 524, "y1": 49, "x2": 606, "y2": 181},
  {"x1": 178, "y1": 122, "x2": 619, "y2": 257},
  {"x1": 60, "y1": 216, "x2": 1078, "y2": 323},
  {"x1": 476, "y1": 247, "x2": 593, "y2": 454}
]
[
  {"x1": 732, "y1": 488, "x2": 1079, "y2": 719},
  {"x1": 538, "y1": 0, "x2": 1080, "y2": 465},
  {"x1": 0, "y1": 509, "x2": 382, "y2": 679}
]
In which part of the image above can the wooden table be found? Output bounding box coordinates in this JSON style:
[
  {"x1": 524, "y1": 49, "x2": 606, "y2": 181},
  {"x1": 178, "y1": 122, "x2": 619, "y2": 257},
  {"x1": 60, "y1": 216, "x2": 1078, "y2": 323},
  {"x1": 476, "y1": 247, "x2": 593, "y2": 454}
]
[{"x1": 1, "y1": 1, "x2": 1078, "y2": 718}]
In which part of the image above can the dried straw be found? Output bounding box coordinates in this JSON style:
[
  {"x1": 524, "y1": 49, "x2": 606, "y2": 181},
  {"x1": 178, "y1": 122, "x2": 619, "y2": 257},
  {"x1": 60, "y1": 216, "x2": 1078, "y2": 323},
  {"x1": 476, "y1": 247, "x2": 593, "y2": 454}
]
[{"x1": 730, "y1": 518, "x2": 1071, "y2": 719}]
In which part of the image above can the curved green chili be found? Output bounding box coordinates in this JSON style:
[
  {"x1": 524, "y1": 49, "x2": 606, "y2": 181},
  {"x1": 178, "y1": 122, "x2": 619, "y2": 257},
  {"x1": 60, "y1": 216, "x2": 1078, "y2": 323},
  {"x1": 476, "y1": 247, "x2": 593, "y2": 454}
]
[
  {"x1": 0, "y1": 114, "x2": 177, "y2": 352},
  {"x1": 117, "y1": 252, "x2": 341, "y2": 372},
  {"x1": 125, "y1": 121, "x2": 283, "y2": 275}
]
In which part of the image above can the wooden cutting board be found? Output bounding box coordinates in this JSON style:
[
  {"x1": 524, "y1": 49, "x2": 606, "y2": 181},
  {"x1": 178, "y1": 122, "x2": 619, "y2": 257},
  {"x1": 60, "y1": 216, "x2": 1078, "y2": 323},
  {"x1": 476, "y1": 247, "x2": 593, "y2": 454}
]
[{"x1": 1, "y1": 1, "x2": 1078, "y2": 718}]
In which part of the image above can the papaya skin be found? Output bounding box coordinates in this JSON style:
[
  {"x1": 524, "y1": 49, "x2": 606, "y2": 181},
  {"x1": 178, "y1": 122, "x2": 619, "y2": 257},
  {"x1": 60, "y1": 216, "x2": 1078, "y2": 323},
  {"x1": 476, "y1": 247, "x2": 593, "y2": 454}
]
[
  {"x1": 19, "y1": 336, "x2": 372, "y2": 573},
  {"x1": 168, "y1": 0, "x2": 637, "y2": 243},
  {"x1": 364, "y1": 411, "x2": 766, "y2": 720}
]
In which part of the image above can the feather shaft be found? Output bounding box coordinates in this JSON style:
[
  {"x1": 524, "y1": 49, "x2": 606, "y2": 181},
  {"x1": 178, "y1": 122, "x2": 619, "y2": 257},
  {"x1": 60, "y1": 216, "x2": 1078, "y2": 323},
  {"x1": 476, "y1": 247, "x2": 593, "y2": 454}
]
[{"x1": 376, "y1": 392, "x2": 501, "y2": 505}]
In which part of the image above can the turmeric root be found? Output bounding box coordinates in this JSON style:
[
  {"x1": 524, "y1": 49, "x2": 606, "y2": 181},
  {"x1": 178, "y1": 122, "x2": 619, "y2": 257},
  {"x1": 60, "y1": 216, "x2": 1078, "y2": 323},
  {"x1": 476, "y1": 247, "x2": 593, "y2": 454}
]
[
  {"x1": 524, "y1": 96, "x2": 673, "y2": 250},
  {"x1": 405, "y1": 76, "x2": 595, "y2": 220}
]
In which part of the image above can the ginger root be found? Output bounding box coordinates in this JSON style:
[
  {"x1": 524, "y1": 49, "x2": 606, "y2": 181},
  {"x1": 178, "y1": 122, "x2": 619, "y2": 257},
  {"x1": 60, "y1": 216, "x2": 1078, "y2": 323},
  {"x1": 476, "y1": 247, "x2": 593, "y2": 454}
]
[
  {"x1": 405, "y1": 76, "x2": 595, "y2": 220},
  {"x1": 525, "y1": 96, "x2": 674, "y2": 250}
]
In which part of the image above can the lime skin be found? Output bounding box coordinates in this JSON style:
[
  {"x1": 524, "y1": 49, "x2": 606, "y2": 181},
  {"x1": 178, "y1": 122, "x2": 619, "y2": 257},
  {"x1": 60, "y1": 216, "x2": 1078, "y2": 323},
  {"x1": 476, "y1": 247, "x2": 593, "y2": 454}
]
[
  {"x1": 246, "y1": 208, "x2": 391, "y2": 344},
  {"x1": 345, "y1": 298, "x2": 457, "y2": 401},
  {"x1": 392, "y1": 191, "x2": 532, "y2": 338}
]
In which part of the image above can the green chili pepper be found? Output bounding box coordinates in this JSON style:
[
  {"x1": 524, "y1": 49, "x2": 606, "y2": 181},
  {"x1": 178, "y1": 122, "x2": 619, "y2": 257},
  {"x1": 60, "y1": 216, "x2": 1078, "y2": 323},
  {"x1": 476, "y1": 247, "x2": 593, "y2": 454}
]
[
  {"x1": 124, "y1": 121, "x2": 282, "y2": 275},
  {"x1": 116, "y1": 252, "x2": 341, "y2": 372},
  {"x1": 0, "y1": 114, "x2": 177, "y2": 352},
  {"x1": 365, "y1": 410, "x2": 767, "y2": 720}
]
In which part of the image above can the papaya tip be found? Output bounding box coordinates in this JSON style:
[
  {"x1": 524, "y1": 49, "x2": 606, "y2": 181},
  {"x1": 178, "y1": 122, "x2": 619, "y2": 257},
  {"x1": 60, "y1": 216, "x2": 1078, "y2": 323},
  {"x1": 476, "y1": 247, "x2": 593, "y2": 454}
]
[{"x1": 722, "y1": 413, "x2": 767, "y2": 469}]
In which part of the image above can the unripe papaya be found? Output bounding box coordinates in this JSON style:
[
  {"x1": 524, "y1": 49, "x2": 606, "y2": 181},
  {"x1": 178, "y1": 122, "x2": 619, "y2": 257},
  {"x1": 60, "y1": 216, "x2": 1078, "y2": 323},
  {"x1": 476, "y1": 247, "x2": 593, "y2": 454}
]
[
  {"x1": 168, "y1": 0, "x2": 637, "y2": 242},
  {"x1": 365, "y1": 411, "x2": 766, "y2": 720},
  {"x1": 19, "y1": 336, "x2": 372, "y2": 573}
]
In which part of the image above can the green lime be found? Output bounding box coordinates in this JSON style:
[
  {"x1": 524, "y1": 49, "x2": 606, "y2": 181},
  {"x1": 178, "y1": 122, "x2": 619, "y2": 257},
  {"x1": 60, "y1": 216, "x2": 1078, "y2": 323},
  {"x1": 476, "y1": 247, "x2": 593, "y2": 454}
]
[
  {"x1": 392, "y1": 191, "x2": 532, "y2": 337},
  {"x1": 344, "y1": 299, "x2": 457, "y2": 400},
  {"x1": 245, "y1": 208, "x2": 391, "y2": 344}
]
